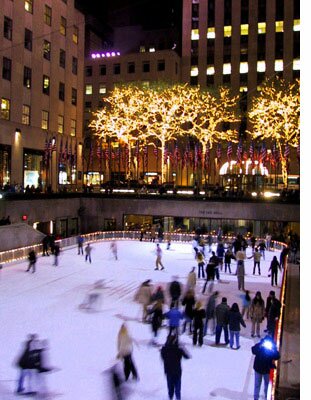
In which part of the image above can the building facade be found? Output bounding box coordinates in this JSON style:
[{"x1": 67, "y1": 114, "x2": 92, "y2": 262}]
[
  {"x1": 0, "y1": 0, "x2": 85, "y2": 192},
  {"x1": 181, "y1": 0, "x2": 300, "y2": 98}
]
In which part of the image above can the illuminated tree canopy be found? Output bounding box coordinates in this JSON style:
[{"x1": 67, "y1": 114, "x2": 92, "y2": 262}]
[
  {"x1": 90, "y1": 82, "x2": 240, "y2": 181},
  {"x1": 248, "y1": 78, "x2": 300, "y2": 185}
]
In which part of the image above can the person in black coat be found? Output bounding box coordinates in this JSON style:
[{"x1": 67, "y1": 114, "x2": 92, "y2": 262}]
[
  {"x1": 228, "y1": 303, "x2": 246, "y2": 349},
  {"x1": 149, "y1": 300, "x2": 163, "y2": 344},
  {"x1": 224, "y1": 248, "x2": 235, "y2": 273},
  {"x1": 192, "y1": 302, "x2": 206, "y2": 346},
  {"x1": 16, "y1": 334, "x2": 38, "y2": 394},
  {"x1": 266, "y1": 297, "x2": 281, "y2": 338},
  {"x1": 279, "y1": 246, "x2": 290, "y2": 269},
  {"x1": 53, "y1": 244, "x2": 60, "y2": 266},
  {"x1": 169, "y1": 277, "x2": 182, "y2": 307},
  {"x1": 42, "y1": 235, "x2": 50, "y2": 256},
  {"x1": 181, "y1": 289, "x2": 196, "y2": 334},
  {"x1": 252, "y1": 336, "x2": 280, "y2": 400},
  {"x1": 26, "y1": 250, "x2": 37, "y2": 273},
  {"x1": 160, "y1": 334, "x2": 190, "y2": 400},
  {"x1": 269, "y1": 256, "x2": 281, "y2": 286},
  {"x1": 202, "y1": 261, "x2": 216, "y2": 294}
]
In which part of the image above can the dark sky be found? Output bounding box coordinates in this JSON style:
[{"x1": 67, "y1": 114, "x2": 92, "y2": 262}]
[{"x1": 75, "y1": 0, "x2": 181, "y2": 30}]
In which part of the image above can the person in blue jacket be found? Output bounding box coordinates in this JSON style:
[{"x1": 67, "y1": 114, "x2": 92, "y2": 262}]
[{"x1": 165, "y1": 304, "x2": 184, "y2": 337}]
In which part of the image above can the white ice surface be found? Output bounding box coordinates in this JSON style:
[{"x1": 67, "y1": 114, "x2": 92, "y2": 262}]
[{"x1": 0, "y1": 240, "x2": 282, "y2": 399}]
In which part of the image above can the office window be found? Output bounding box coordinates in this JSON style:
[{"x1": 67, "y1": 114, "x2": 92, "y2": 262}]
[
  {"x1": 43, "y1": 75, "x2": 50, "y2": 95},
  {"x1": 4, "y1": 16, "x2": 13, "y2": 40},
  {"x1": 191, "y1": 66, "x2": 199, "y2": 76},
  {"x1": 224, "y1": 26, "x2": 232, "y2": 37},
  {"x1": 258, "y1": 22, "x2": 266, "y2": 34},
  {"x1": 191, "y1": 29, "x2": 199, "y2": 40},
  {"x1": 2, "y1": 57, "x2": 12, "y2": 80},
  {"x1": 258, "y1": 0, "x2": 266, "y2": 22},
  {"x1": 143, "y1": 61, "x2": 150, "y2": 73},
  {"x1": 240, "y1": 62, "x2": 249, "y2": 74},
  {"x1": 59, "y1": 82, "x2": 65, "y2": 101},
  {"x1": 60, "y1": 16, "x2": 66, "y2": 36},
  {"x1": 43, "y1": 40, "x2": 51, "y2": 60},
  {"x1": 44, "y1": 5, "x2": 52, "y2": 26},
  {"x1": 24, "y1": 66, "x2": 32, "y2": 88},
  {"x1": 275, "y1": 21, "x2": 284, "y2": 32},
  {"x1": 128, "y1": 62, "x2": 135, "y2": 73},
  {"x1": 207, "y1": 27, "x2": 215, "y2": 39},
  {"x1": 85, "y1": 84, "x2": 92, "y2": 95},
  {"x1": 85, "y1": 66, "x2": 92, "y2": 77},
  {"x1": 275, "y1": 32, "x2": 283, "y2": 58},
  {"x1": 41, "y1": 110, "x2": 49, "y2": 130},
  {"x1": 208, "y1": 0, "x2": 215, "y2": 26},
  {"x1": 100, "y1": 64, "x2": 106, "y2": 75},
  {"x1": 241, "y1": 0, "x2": 248, "y2": 24},
  {"x1": 157, "y1": 60, "x2": 165, "y2": 72},
  {"x1": 70, "y1": 119, "x2": 76, "y2": 136},
  {"x1": 85, "y1": 101, "x2": 92, "y2": 112},
  {"x1": 24, "y1": 29, "x2": 32, "y2": 51},
  {"x1": 72, "y1": 88, "x2": 77, "y2": 105},
  {"x1": 275, "y1": 60, "x2": 284, "y2": 71},
  {"x1": 59, "y1": 49, "x2": 66, "y2": 68},
  {"x1": 1, "y1": 98, "x2": 10, "y2": 120},
  {"x1": 99, "y1": 84, "x2": 107, "y2": 94},
  {"x1": 22, "y1": 105, "x2": 30, "y2": 125},
  {"x1": 224, "y1": 0, "x2": 232, "y2": 26},
  {"x1": 58, "y1": 115, "x2": 64, "y2": 134},
  {"x1": 113, "y1": 63, "x2": 121, "y2": 74},
  {"x1": 206, "y1": 66, "x2": 215, "y2": 75},
  {"x1": 25, "y1": 0, "x2": 33, "y2": 13},
  {"x1": 240, "y1": 24, "x2": 249, "y2": 35},
  {"x1": 223, "y1": 63, "x2": 232, "y2": 75},
  {"x1": 72, "y1": 56, "x2": 78, "y2": 75},
  {"x1": 73, "y1": 25, "x2": 78, "y2": 44}
]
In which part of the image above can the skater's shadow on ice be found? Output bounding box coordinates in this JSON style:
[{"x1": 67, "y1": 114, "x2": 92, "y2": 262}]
[{"x1": 210, "y1": 387, "x2": 248, "y2": 399}]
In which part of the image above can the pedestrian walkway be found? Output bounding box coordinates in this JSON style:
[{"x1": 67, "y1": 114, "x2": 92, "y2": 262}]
[{"x1": 0, "y1": 240, "x2": 293, "y2": 400}]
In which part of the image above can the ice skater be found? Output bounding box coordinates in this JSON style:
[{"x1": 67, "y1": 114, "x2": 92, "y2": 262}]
[
  {"x1": 110, "y1": 241, "x2": 118, "y2": 260},
  {"x1": 117, "y1": 323, "x2": 139, "y2": 381},
  {"x1": 53, "y1": 244, "x2": 60, "y2": 266},
  {"x1": 85, "y1": 243, "x2": 93, "y2": 263},
  {"x1": 79, "y1": 281, "x2": 104, "y2": 311},
  {"x1": 26, "y1": 250, "x2": 37, "y2": 273},
  {"x1": 155, "y1": 243, "x2": 164, "y2": 270},
  {"x1": 15, "y1": 334, "x2": 38, "y2": 395},
  {"x1": 77, "y1": 235, "x2": 84, "y2": 255}
]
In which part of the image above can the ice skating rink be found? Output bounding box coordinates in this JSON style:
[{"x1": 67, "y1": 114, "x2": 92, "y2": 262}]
[{"x1": 0, "y1": 240, "x2": 282, "y2": 399}]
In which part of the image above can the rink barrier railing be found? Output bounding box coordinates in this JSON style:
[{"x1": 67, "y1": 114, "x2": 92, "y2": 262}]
[{"x1": 0, "y1": 230, "x2": 286, "y2": 265}]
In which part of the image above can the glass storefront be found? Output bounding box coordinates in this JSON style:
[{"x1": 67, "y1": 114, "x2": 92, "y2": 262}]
[
  {"x1": 23, "y1": 149, "x2": 44, "y2": 190},
  {"x1": 0, "y1": 144, "x2": 11, "y2": 188}
]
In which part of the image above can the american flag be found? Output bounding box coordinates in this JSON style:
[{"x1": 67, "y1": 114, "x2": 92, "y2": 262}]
[
  {"x1": 143, "y1": 144, "x2": 148, "y2": 169},
  {"x1": 174, "y1": 143, "x2": 180, "y2": 165},
  {"x1": 194, "y1": 144, "x2": 199, "y2": 170},
  {"x1": 204, "y1": 146, "x2": 210, "y2": 170},
  {"x1": 260, "y1": 141, "x2": 267, "y2": 165},
  {"x1": 249, "y1": 141, "x2": 255, "y2": 162},
  {"x1": 105, "y1": 147, "x2": 110, "y2": 161},
  {"x1": 236, "y1": 139, "x2": 243, "y2": 164},
  {"x1": 96, "y1": 141, "x2": 102, "y2": 159},
  {"x1": 164, "y1": 146, "x2": 169, "y2": 165},
  {"x1": 227, "y1": 141, "x2": 232, "y2": 161},
  {"x1": 216, "y1": 143, "x2": 222, "y2": 162},
  {"x1": 58, "y1": 138, "x2": 63, "y2": 164},
  {"x1": 272, "y1": 142, "x2": 280, "y2": 165},
  {"x1": 44, "y1": 138, "x2": 49, "y2": 164}
]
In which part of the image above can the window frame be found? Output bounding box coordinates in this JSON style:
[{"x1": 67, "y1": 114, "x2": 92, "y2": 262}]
[
  {"x1": 22, "y1": 104, "x2": 31, "y2": 125},
  {"x1": 2, "y1": 57, "x2": 12, "y2": 80},
  {"x1": 4, "y1": 16, "x2": 13, "y2": 41}
]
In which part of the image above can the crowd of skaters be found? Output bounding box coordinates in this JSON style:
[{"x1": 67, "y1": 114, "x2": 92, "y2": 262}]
[{"x1": 15, "y1": 228, "x2": 293, "y2": 399}]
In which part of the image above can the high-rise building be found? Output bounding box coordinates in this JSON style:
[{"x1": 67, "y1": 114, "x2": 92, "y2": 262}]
[
  {"x1": 181, "y1": 0, "x2": 300, "y2": 102},
  {"x1": 0, "y1": 0, "x2": 85, "y2": 191}
]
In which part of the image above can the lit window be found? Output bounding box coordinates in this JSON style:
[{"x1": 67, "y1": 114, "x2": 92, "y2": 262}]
[
  {"x1": 99, "y1": 84, "x2": 107, "y2": 94},
  {"x1": 207, "y1": 27, "x2": 215, "y2": 39},
  {"x1": 44, "y1": 5, "x2": 52, "y2": 26},
  {"x1": 293, "y1": 59, "x2": 300, "y2": 70},
  {"x1": 191, "y1": 29, "x2": 199, "y2": 40},
  {"x1": 240, "y1": 62, "x2": 248, "y2": 73},
  {"x1": 257, "y1": 61, "x2": 266, "y2": 72},
  {"x1": 58, "y1": 115, "x2": 64, "y2": 134},
  {"x1": 224, "y1": 26, "x2": 232, "y2": 37},
  {"x1": 25, "y1": 0, "x2": 33, "y2": 13},
  {"x1": 70, "y1": 119, "x2": 76, "y2": 137},
  {"x1": 1, "y1": 98, "x2": 10, "y2": 120},
  {"x1": 206, "y1": 66, "x2": 215, "y2": 75},
  {"x1": 274, "y1": 60, "x2": 283, "y2": 71},
  {"x1": 42, "y1": 110, "x2": 49, "y2": 130},
  {"x1": 43, "y1": 75, "x2": 50, "y2": 95},
  {"x1": 191, "y1": 66, "x2": 199, "y2": 76},
  {"x1": 139, "y1": 46, "x2": 146, "y2": 53},
  {"x1": 60, "y1": 16, "x2": 66, "y2": 36},
  {"x1": 293, "y1": 19, "x2": 300, "y2": 31},
  {"x1": 223, "y1": 63, "x2": 231, "y2": 75},
  {"x1": 240, "y1": 24, "x2": 249, "y2": 35},
  {"x1": 275, "y1": 21, "x2": 284, "y2": 32},
  {"x1": 149, "y1": 47, "x2": 155, "y2": 52},
  {"x1": 22, "y1": 105, "x2": 30, "y2": 125},
  {"x1": 73, "y1": 26, "x2": 78, "y2": 44},
  {"x1": 24, "y1": 67, "x2": 32, "y2": 88},
  {"x1": 239, "y1": 87, "x2": 248, "y2": 92},
  {"x1": 85, "y1": 84, "x2": 92, "y2": 95},
  {"x1": 258, "y1": 22, "x2": 266, "y2": 34},
  {"x1": 43, "y1": 40, "x2": 51, "y2": 60}
]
